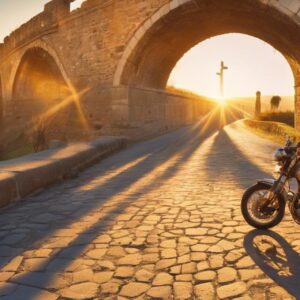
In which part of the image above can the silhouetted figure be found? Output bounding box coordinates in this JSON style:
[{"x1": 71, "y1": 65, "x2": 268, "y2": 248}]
[
  {"x1": 255, "y1": 91, "x2": 261, "y2": 117},
  {"x1": 270, "y1": 95, "x2": 282, "y2": 111}
]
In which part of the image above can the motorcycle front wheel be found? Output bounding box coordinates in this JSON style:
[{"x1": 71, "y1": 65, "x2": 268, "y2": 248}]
[{"x1": 241, "y1": 183, "x2": 285, "y2": 229}]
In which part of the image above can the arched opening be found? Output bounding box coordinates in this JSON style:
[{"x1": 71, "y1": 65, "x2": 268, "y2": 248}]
[
  {"x1": 168, "y1": 33, "x2": 295, "y2": 115},
  {"x1": 12, "y1": 47, "x2": 71, "y2": 120},
  {"x1": 117, "y1": 0, "x2": 300, "y2": 92},
  {"x1": 113, "y1": 0, "x2": 300, "y2": 135},
  {"x1": 11, "y1": 47, "x2": 92, "y2": 146}
]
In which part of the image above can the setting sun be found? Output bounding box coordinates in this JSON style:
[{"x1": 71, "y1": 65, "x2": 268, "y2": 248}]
[
  {"x1": 168, "y1": 33, "x2": 294, "y2": 100},
  {"x1": 216, "y1": 96, "x2": 227, "y2": 105}
]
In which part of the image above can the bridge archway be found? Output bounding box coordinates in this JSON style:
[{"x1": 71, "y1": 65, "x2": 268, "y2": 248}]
[
  {"x1": 114, "y1": 0, "x2": 300, "y2": 93},
  {"x1": 8, "y1": 39, "x2": 71, "y2": 101},
  {"x1": 12, "y1": 47, "x2": 72, "y2": 120}
]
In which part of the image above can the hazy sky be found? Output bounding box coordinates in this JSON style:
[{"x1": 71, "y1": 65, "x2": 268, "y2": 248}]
[
  {"x1": 0, "y1": 0, "x2": 84, "y2": 42},
  {"x1": 168, "y1": 34, "x2": 294, "y2": 98}
]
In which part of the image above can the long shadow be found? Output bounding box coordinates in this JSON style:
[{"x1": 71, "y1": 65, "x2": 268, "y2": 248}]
[
  {"x1": 0, "y1": 106, "x2": 244, "y2": 298},
  {"x1": 244, "y1": 230, "x2": 300, "y2": 300},
  {"x1": 0, "y1": 106, "x2": 241, "y2": 298},
  {"x1": 0, "y1": 105, "x2": 233, "y2": 260},
  {"x1": 0, "y1": 136, "x2": 186, "y2": 265},
  {"x1": 204, "y1": 126, "x2": 273, "y2": 189}
]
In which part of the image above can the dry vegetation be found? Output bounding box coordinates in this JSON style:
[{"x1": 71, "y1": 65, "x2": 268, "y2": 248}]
[
  {"x1": 166, "y1": 86, "x2": 209, "y2": 100},
  {"x1": 228, "y1": 95, "x2": 294, "y2": 115},
  {"x1": 244, "y1": 119, "x2": 300, "y2": 144},
  {"x1": 0, "y1": 113, "x2": 68, "y2": 161},
  {"x1": 0, "y1": 128, "x2": 33, "y2": 161},
  {"x1": 256, "y1": 111, "x2": 294, "y2": 127}
]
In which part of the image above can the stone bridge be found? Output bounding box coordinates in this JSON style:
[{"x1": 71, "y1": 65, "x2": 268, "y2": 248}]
[{"x1": 1, "y1": 0, "x2": 300, "y2": 139}]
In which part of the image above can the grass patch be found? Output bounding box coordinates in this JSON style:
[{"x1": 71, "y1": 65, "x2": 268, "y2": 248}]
[
  {"x1": 243, "y1": 119, "x2": 300, "y2": 144},
  {"x1": 1, "y1": 143, "x2": 33, "y2": 161},
  {"x1": 0, "y1": 130, "x2": 33, "y2": 161},
  {"x1": 256, "y1": 111, "x2": 294, "y2": 127}
]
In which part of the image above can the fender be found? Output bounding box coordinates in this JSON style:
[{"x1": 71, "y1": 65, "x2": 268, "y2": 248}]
[
  {"x1": 257, "y1": 178, "x2": 288, "y2": 204},
  {"x1": 257, "y1": 178, "x2": 276, "y2": 188}
]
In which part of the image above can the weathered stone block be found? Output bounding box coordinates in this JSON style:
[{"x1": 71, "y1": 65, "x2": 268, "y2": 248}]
[{"x1": 0, "y1": 172, "x2": 17, "y2": 208}]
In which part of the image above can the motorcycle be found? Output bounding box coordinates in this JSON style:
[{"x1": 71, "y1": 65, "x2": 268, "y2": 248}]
[{"x1": 241, "y1": 136, "x2": 300, "y2": 229}]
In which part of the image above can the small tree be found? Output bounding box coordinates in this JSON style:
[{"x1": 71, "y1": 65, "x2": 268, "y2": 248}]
[
  {"x1": 29, "y1": 114, "x2": 67, "y2": 152},
  {"x1": 29, "y1": 117, "x2": 51, "y2": 152},
  {"x1": 270, "y1": 96, "x2": 282, "y2": 111}
]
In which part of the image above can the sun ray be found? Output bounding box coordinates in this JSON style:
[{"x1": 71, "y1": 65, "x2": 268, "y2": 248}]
[
  {"x1": 198, "y1": 106, "x2": 222, "y2": 135},
  {"x1": 37, "y1": 86, "x2": 91, "y2": 131},
  {"x1": 224, "y1": 104, "x2": 243, "y2": 121},
  {"x1": 219, "y1": 105, "x2": 227, "y2": 128},
  {"x1": 227, "y1": 102, "x2": 253, "y2": 118}
]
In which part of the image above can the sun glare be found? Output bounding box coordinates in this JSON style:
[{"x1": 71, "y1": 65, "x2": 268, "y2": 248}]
[
  {"x1": 168, "y1": 33, "x2": 294, "y2": 99},
  {"x1": 216, "y1": 97, "x2": 226, "y2": 105}
]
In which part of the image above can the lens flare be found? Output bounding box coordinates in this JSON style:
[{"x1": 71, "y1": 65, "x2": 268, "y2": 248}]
[{"x1": 215, "y1": 96, "x2": 227, "y2": 106}]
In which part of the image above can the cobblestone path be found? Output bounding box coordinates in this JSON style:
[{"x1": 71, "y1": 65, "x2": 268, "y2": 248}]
[{"x1": 0, "y1": 118, "x2": 299, "y2": 299}]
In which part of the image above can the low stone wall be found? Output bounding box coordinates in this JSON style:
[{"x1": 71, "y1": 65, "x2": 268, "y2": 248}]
[
  {"x1": 244, "y1": 119, "x2": 300, "y2": 142},
  {"x1": 110, "y1": 86, "x2": 216, "y2": 139},
  {"x1": 0, "y1": 136, "x2": 127, "y2": 208}
]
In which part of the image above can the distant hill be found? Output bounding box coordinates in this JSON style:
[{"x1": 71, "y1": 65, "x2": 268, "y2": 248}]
[
  {"x1": 167, "y1": 86, "x2": 294, "y2": 116},
  {"x1": 228, "y1": 95, "x2": 294, "y2": 116}
]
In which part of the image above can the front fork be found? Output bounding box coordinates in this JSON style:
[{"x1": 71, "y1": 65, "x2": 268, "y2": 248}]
[
  {"x1": 271, "y1": 175, "x2": 287, "y2": 195},
  {"x1": 259, "y1": 176, "x2": 287, "y2": 210}
]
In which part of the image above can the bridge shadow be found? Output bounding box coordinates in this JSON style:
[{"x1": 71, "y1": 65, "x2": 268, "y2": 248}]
[
  {"x1": 0, "y1": 105, "x2": 244, "y2": 298},
  {"x1": 244, "y1": 230, "x2": 300, "y2": 300},
  {"x1": 204, "y1": 125, "x2": 273, "y2": 189}
]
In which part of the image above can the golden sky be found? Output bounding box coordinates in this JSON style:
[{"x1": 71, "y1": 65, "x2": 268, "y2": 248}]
[{"x1": 168, "y1": 34, "x2": 294, "y2": 99}]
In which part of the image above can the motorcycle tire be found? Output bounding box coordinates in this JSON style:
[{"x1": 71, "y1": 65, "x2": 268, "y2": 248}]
[{"x1": 241, "y1": 183, "x2": 285, "y2": 229}]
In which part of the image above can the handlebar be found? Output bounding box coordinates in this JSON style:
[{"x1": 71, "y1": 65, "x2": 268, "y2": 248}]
[
  {"x1": 284, "y1": 146, "x2": 298, "y2": 155},
  {"x1": 285, "y1": 136, "x2": 293, "y2": 147}
]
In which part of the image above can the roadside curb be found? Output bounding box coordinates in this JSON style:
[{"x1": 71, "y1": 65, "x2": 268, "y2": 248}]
[{"x1": 0, "y1": 136, "x2": 127, "y2": 208}]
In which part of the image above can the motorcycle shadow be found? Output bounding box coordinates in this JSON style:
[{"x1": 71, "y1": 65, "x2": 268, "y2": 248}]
[{"x1": 244, "y1": 230, "x2": 300, "y2": 299}]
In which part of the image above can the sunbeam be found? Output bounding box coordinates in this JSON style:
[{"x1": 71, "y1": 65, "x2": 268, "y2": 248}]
[
  {"x1": 227, "y1": 102, "x2": 253, "y2": 118},
  {"x1": 39, "y1": 86, "x2": 91, "y2": 131}
]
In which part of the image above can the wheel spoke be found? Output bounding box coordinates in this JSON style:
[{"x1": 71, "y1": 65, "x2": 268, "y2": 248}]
[{"x1": 247, "y1": 188, "x2": 279, "y2": 225}]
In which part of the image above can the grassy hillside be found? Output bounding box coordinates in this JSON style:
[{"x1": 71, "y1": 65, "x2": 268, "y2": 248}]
[
  {"x1": 228, "y1": 95, "x2": 294, "y2": 116},
  {"x1": 167, "y1": 86, "x2": 294, "y2": 115},
  {"x1": 244, "y1": 119, "x2": 300, "y2": 144}
]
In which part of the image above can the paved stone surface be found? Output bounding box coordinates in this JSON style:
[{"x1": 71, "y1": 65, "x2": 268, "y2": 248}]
[{"x1": 0, "y1": 119, "x2": 299, "y2": 299}]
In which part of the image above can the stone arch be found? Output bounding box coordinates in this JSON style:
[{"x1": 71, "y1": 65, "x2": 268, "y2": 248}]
[
  {"x1": 9, "y1": 39, "x2": 71, "y2": 101},
  {"x1": 114, "y1": 0, "x2": 300, "y2": 89},
  {"x1": 12, "y1": 46, "x2": 72, "y2": 119},
  {"x1": 11, "y1": 47, "x2": 74, "y2": 128},
  {"x1": 10, "y1": 41, "x2": 91, "y2": 141}
]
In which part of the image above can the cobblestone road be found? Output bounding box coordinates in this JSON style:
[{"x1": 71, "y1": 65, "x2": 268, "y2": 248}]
[{"x1": 0, "y1": 117, "x2": 299, "y2": 299}]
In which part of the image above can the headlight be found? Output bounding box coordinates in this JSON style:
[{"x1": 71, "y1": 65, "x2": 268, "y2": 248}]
[
  {"x1": 274, "y1": 163, "x2": 282, "y2": 173},
  {"x1": 273, "y1": 149, "x2": 287, "y2": 161}
]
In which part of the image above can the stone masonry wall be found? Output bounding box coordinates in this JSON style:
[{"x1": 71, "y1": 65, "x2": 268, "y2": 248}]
[{"x1": 109, "y1": 86, "x2": 216, "y2": 139}]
